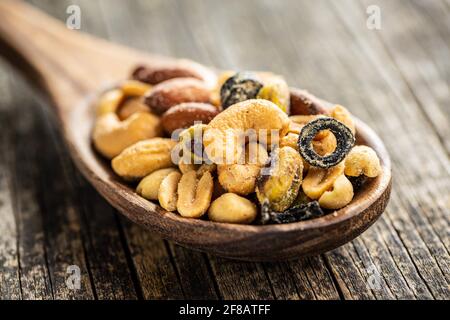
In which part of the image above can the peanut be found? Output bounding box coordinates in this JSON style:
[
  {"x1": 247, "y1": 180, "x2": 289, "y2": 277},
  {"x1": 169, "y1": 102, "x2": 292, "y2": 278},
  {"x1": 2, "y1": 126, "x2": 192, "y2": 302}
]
[
  {"x1": 318, "y1": 175, "x2": 354, "y2": 209},
  {"x1": 177, "y1": 171, "x2": 214, "y2": 218},
  {"x1": 345, "y1": 145, "x2": 381, "y2": 177},
  {"x1": 302, "y1": 162, "x2": 345, "y2": 200},
  {"x1": 208, "y1": 193, "x2": 257, "y2": 224},
  {"x1": 137, "y1": 168, "x2": 179, "y2": 200},
  {"x1": 111, "y1": 138, "x2": 177, "y2": 180}
]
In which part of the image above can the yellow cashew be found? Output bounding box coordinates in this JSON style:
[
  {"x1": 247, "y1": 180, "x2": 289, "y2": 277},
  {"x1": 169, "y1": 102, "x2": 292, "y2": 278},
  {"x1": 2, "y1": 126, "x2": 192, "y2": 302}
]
[
  {"x1": 218, "y1": 143, "x2": 268, "y2": 195},
  {"x1": 345, "y1": 145, "x2": 381, "y2": 178},
  {"x1": 93, "y1": 112, "x2": 162, "y2": 159},
  {"x1": 318, "y1": 175, "x2": 354, "y2": 209},
  {"x1": 203, "y1": 99, "x2": 290, "y2": 164}
]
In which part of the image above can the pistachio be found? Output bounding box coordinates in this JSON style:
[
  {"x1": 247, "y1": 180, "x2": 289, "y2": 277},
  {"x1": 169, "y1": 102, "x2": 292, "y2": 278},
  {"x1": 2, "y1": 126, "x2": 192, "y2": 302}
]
[{"x1": 256, "y1": 146, "x2": 303, "y2": 212}]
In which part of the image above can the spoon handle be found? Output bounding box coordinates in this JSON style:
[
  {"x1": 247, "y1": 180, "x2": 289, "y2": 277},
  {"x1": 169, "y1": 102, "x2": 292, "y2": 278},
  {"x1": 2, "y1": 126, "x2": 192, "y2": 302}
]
[{"x1": 0, "y1": 0, "x2": 175, "y2": 113}]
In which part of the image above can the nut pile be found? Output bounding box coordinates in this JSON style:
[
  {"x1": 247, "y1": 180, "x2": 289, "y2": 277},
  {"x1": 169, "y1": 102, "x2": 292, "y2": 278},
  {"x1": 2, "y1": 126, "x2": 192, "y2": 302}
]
[{"x1": 92, "y1": 64, "x2": 382, "y2": 225}]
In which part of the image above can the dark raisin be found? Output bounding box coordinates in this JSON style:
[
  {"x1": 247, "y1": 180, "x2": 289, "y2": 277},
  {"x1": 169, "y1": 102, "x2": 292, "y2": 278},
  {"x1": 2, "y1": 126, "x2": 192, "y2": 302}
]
[
  {"x1": 259, "y1": 201, "x2": 325, "y2": 225},
  {"x1": 298, "y1": 117, "x2": 355, "y2": 168},
  {"x1": 347, "y1": 175, "x2": 368, "y2": 190},
  {"x1": 220, "y1": 73, "x2": 263, "y2": 108}
]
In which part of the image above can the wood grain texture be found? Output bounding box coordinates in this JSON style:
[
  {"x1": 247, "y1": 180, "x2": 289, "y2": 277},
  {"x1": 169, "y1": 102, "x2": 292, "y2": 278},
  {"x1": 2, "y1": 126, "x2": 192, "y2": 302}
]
[{"x1": 0, "y1": 0, "x2": 448, "y2": 299}]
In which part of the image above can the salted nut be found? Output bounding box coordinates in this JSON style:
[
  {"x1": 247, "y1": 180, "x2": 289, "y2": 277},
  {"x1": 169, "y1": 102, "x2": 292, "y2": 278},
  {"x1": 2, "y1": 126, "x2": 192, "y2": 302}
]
[
  {"x1": 298, "y1": 117, "x2": 355, "y2": 168},
  {"x1": 117, "y1": 97, "x2": 150, "y2": 121},
  {"x1": 218, "y1": 143, "x2": 269, "y2": 195},
  {"x1": 132, "y1": 60, "x2": 217, "y2": 86},
  {"x1": 136, "y1": 168, "x2": 178, "y2": 200},
  {"x1": 96, "y1": 89, "x2": 124, "y2": 116},
  {"x1": 144, "y1": 77, "x2": 212, "y2": 115},
  {"x1": 176, "y1": 171, "x2": 214, "y2": 218},
  {"x1": 345, "y1": 145, "x2": 381, "y2": 178},
  {"x1": 158, "y1": 171, "x2": 182, "y2": 211},
  {"x1": 93, "y1": 112, "x2": 162, "y2": 159},
  {"x1": 256, "y1": 72, "x2": 290, "y2": 113},
  {"x1": 289, "y1": 89, "x2": 328, "y2": 116},
  {"x1": 256, "y1": 146, "x2": 303, "y2": 212},
  {"x1": 208, "y1": 193, "x2": 257, "y2": 224},
  {"x1": 178, "y1": 123, "x2": 208, "y2": 164},
  {"x1": 203, "y1": 99, "x2": 290, "y2": 164},
  {"x1": 318, "y1": 175, "x2": 354, "y2": 209},
  {"x1": 161, "y1": 102, "x2": 219, "y2": 135},
  {"x1": 111, "y1": 138, "x2": 177, "y2": 180},
  {"x1": 330, "y1": 105, "x2": 356, "y2": 135},
  {"x1": 302, "y1": 162, "x2": 345, "y2": 200}
]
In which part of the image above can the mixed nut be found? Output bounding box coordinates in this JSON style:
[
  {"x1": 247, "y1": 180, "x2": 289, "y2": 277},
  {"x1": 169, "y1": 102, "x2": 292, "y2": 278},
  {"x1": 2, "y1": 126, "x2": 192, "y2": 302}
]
[{"x1": 92, "y1": 63, "x2": 382, "y2": 225}]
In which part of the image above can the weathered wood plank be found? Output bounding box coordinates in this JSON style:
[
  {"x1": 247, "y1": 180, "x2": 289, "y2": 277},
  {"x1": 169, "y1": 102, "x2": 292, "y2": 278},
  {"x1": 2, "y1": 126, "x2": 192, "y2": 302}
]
[
  {"x1": 361, "y1": 0, "x2": 450, "y2": 153},
  {"x1": 8, "y1": 72, "x2": 54, "y2": 300},
  {"x1": 0, "y1": 63, "x2": 22, "y2": 300},
  {"x1": 120, "y1": 220, "x2": 184, "y2": 299}
]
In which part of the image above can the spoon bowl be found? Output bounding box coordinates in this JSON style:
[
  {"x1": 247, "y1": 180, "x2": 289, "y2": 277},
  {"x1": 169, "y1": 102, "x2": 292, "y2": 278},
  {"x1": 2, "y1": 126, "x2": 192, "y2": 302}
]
[{"x1": 0, "y1": 0, "x2": 391, "y2": 261}]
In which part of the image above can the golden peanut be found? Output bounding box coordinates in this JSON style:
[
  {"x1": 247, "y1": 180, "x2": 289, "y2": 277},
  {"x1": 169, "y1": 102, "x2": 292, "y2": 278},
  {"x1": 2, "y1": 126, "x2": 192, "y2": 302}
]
[
  {"x1": 302, "y1": 162, "x2": 345, "y2": 200},
  {"x1": 144, "y1": 78, "x2": 212, "y2": 115},
  {"x1": 120, "y1": 80, "x2": 152, "y2": 97},
  {"x1": 345, "y1": 145, "x2": 381, "y2": 178},
  {"x1": 330, "y1": 105, "x2": 356, "y2": 135},
  {"x1": 161, "y1": 102, "x2": 219, "y2": 135},
  {"x1": 96, "y1": 89, "x2": 124, "y2": 116},
  {"x1": 93, "y1": 112, "x2": 162, "y2": 159},
  {"x1": 111, "y1": 138, "x2": 177, "y2": 180},
  {"x1": 312, "y1": 131, "x2": 337, "y2": 156},
  {"x1": 136, "y1": 168, "x2": 179, "y2": 200},
  {"x1": 177, "y1": 171, "x2": 214, "y2": 218},
  {"x1": 217, "y1": 143, "x2": 268, "y2": 195},
  {"x1": 158, "y1": 171, "x2": 182, "y2": 211},
  {"x1": 318, "y1": 175, "x2": 354, "y2": 209},
  {"x1": 208, "y1": 193, "x2": 257, "y2": 224}
]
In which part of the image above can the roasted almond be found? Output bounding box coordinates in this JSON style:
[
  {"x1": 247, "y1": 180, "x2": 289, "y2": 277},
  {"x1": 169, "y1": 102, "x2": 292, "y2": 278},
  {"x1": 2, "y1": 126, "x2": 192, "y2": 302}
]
[
  {"x1": 144, "y1": 78, "x2": 212, "y2": 115},
  {"x1": 290, "y1": 89, "x2": 328, "y2": 115},
  {"x1": 132, "y1": 60, "x2": 216, "y2": 85},
  {"x1": 161, "y1": 102, "x2": 219, "y2": 135}
]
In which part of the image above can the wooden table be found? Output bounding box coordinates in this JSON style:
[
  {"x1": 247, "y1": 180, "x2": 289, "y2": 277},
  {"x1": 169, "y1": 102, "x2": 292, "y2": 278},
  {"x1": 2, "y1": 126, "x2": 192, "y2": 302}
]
[{"x1": 0, "y1": 0, "x2": 448, "y2": 300}]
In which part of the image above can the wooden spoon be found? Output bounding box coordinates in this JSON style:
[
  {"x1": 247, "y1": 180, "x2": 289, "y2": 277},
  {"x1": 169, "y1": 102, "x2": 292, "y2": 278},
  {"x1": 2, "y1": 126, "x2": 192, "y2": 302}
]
[{"x1": 0, "y1": 0, "x2": 391, "y2": 261}]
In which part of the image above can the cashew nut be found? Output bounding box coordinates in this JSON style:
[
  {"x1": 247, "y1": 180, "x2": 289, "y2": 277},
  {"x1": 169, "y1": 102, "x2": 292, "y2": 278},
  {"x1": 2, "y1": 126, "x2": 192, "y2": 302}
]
[
  {"x1": 120, "y1": 80, "x2": 152, "y2": 97},
  {"x1": 96, "y1": 89, "x2": 124, "y2": 116},
  {"x1": 208, "y1": 193, "x2": 257, "y2": 224},
  {"x1": 203, "y1": 99, "x2": 290, "y2": 164},
  {"x1": 176, "y1": 171, "x2": 214, "y2": 218},
  {"x1": 111, "y1": 138, "x2": 177, "y2": 180},
  {"x1": 330, "y1": 105, "x2": 356, "y2": 135},
  {"x1": 136, "y1": 168, "x2": 178, "y2": 200},
  {"x1": 93, "y1": 112, "x2": 162, "y2": 159},
  {"x1": 158, "y1": 171, "x2": 182, "y2": 211},
  {"x1": 302, "y1": 162, "x2": 345, "y2": 200},
  {"x1": 318, "y1": 175, "x2": 354, "y2": 209},
  {"x1": 344, "y1": 145, "x2": 381, "y2": 178}
]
